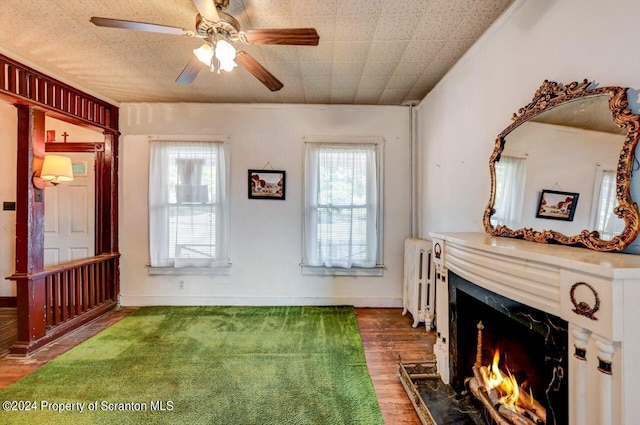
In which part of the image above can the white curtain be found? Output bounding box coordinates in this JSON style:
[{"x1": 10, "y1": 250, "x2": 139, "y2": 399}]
[
  {"x1": 149, "y1": 140, "x2": 229, "y2": 268},
  {"x1": 491, "y1": 156, "x2": 526, "y2": 228},
  {"x1": 304, "y1": 143, "x2": 378, "y2": 268},
  {"x1": 594, "y1": 170, "x2": 624, "y2": 240}
]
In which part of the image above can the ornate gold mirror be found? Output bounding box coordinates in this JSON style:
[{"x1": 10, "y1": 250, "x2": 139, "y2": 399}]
[{"x1": 483, "y1": 80, "x2": 640, "y2": 251}]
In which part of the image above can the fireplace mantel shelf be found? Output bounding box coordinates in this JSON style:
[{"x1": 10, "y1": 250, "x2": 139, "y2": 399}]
[
  {"x1": 428, "y1": 231, "x2": 640, "y2": 425},
  {"x1": 431, "y1": 232, "x2": 640, "y2": 277}
]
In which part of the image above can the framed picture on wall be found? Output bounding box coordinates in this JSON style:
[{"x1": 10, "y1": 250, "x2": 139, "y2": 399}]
[
  {"x1": 536, "y1": 189, "x2": 579, "y2": 221},
  {"x1": 248, "y1": 169, "x2": 286, "y2": 200}
]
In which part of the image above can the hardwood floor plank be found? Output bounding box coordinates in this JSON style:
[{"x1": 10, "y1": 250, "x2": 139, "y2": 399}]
[{"x1": 356, "y1": 308, "x2": 435, "y2": 425}]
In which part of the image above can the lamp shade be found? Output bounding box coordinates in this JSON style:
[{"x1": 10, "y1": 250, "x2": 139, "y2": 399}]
[
  {"x1": 40, "y1": 155, "x2": 74, "y2": 184},
  {"x1": 215, "y1": 40, "x2": 237, "y2": 72},
  {"x1": 193, "y1": 44, "x2": 214, "y2": 65}
]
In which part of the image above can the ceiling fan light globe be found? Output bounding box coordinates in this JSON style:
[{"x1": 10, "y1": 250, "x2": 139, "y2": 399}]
[
  {"x1": 193, "y1": 44, "x2": 214, "y2": 65},
  {"x1": 215, "y1": 39, "x2": 236, "y2": 62},
  {"x1": 219, "y1": 59, "x2": 237, "y2": 72}
]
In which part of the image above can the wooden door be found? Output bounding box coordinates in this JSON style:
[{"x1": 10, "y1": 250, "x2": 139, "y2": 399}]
[{"x1": 44, "y1": 153, "x2": 95, "y2": 266}]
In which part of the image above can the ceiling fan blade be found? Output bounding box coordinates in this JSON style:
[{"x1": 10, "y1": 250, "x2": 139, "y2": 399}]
[
  {"x1": 192, "y1": 0, "x2": 220, "y2": 22},
  {"x1": 241, "y1": 28, "x2": 320, "y2": 46},
  {"x1": 90, "y1": 17, "x2": 192, "y2": 36},
  {"x1": 235, "y1": 52, "x2": 283, "y2": 92},
  {"x1": 175, "y1": 57, "x2": 206, "y2": 85}
]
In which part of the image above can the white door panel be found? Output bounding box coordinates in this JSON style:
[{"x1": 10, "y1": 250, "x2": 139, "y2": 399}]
[{"x1": 44, "y1": 153, "x2": 95, "y2": 266}]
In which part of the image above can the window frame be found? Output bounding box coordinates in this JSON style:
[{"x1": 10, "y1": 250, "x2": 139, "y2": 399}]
[
  {"x1": 301, "y1": 136, "x2": 385, "y2": 276},
  {"x1": 147, "y1": 135, "x2": 231, "y2": 276}
]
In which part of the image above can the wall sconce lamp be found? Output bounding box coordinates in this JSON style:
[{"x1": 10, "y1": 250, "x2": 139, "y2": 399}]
[{"x1": 32, "y1": 154, "x2": 74, "y2": 190}]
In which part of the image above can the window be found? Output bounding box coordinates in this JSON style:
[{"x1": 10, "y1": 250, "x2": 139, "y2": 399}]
[
  {"x1": 149, "y1": 140, "x2": 230, "y2": 271},
  {"x1": 591, "y1": 166, "x2": 624, "y2": 240},
  {"x1": 303, "y1": 141, "x2": 382, "y2": 273},
  {"x1": 491, "y1": 156, "x2": 526, "y2": 228}
]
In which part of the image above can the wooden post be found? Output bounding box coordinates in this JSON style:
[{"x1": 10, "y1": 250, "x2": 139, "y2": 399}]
[
  {"x1": 97, "y1": 128, "x2": 120, "y2": 302},
  {"x1": 11, "y1": 105, "x2": 46, "y2": 355}
]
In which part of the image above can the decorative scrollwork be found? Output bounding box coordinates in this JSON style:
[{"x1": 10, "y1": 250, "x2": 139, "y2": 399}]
[
  {"x1": 433, "y1": 242, "x2": 442, "y2": 259},
  {"x1": 570, "y1": 282, "x2": 600, "y2": 321},
  {"x1": 512, "y1": 79, "x2": 591, "y2": 121},
  {"x1": 483, "y1": 80, "x2": 640, "y2": 252}
]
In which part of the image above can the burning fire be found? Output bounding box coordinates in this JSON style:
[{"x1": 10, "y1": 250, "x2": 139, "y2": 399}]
[
  {"x1": 486, "y1": 349, "x2": 521, "y2": 410},
  {"x1": 469, "y1": 322, "x2": 546, "y2": 424},
  {"x1": 470, "y1": 348, "x2": 547, "y2": 424}
]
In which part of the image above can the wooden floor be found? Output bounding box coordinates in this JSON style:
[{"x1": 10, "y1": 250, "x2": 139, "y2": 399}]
[
  {"x1": 0, "y1": 306, "x2": 434, "y2": 424},
  {"x1": 356, "y1": 308, "x2": 435, "y2": 425}
]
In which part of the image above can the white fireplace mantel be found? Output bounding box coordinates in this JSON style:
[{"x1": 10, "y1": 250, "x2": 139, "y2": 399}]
[{"x1": 429, "y1": 232, "x2": 640, "y2": 425}]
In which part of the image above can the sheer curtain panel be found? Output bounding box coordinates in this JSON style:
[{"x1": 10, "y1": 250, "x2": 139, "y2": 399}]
[
  {"x1": 149, "y1": 140, "x2": 229, "y2": 269},
  {"x1": 304, "y1": 143, "x2": 379, "y2": 268},
  {"x1": 491, "y1": 156, "x2": 526, "y2": 228},
  {"x1": 593, "y1": 169, "x2": 624, "y2": 240}
]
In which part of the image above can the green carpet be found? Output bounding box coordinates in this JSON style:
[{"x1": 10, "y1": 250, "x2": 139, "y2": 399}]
[{"x1": 0, "y1": 306, "x2": 383, "y2": 425}]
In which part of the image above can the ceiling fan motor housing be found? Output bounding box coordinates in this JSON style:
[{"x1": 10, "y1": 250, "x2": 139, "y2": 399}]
[
  {"x1": 196, "y1": 11, "x2": 240, "y2": 38},
  {"x1": 214, "y1": 0, "x2": 230, "y2": 9}
]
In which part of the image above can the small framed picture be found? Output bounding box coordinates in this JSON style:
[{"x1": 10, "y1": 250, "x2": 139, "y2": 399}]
[
  {"x1": 536, "y1": 189, "x2": 579, "y2": 221},
  {"x1": 248, "y1": 169, "x2": 286, "y2": 200},
  {"x1": 72, "y1": 161, "x2": 87, "y2": 176}
]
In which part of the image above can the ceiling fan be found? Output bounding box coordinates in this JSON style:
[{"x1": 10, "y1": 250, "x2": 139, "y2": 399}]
[{"x1": 90, "y1": 0, "x2": 319, "y2": 91}]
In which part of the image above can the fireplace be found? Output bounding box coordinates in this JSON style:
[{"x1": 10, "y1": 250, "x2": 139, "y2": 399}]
[
  {"x1": 449, "y1": 271, "x2": 568, "y2": 425},
  {"x1": 427, "y1": 232, "x2": 640, "y2": 425}
]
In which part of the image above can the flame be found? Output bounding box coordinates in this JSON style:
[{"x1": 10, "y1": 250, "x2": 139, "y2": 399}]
[{"x1": 486, "y1": 349, "x2": 521, "y2": 411}]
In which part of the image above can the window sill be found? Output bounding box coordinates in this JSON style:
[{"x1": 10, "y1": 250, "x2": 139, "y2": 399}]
[
  {"x1": 146, "y1": 264, "x2": 232, "y2": 276},
  {"x1": 300, "y1": 264, "x2": 385, "y2": 277}
]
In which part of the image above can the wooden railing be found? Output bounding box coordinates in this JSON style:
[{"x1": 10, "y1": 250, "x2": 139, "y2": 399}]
[
  {"x1": 7, "y1": 253, "x2": 120, "y2": 355},
  {"x1": 43, "y1": 254, "x2": 119, "y2": 329}
]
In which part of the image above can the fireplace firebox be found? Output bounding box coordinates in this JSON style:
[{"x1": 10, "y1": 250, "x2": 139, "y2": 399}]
[{"x1": 449, "y1": 272, "x2": 568, "y2": 425}]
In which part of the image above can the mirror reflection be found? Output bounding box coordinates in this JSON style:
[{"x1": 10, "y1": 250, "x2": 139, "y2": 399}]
[
  {"x1": 491, "y1": 95, "x2": 626, "y2": 241},
  {"x1": 484, "y1": 80, "x2": 640, "y2": 251}
]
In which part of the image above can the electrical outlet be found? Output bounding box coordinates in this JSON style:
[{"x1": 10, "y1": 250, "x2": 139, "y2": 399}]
[{"x1": 179, "y1": 281, "x2": 184, "y2": 290}]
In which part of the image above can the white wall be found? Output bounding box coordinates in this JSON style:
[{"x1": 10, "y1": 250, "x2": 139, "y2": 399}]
[
  {"x1": 417, "y1": 0, "x2": 640, "y2": 253},
  {"x1": 119, "y1": 103, "x2": 410, "y2": 306},
  {"x1": 0, "y1": 105, "x2": 103, "y2": 297},
  {"x1": 0, "y1": 101, "x2": 17, "y2": 296}
]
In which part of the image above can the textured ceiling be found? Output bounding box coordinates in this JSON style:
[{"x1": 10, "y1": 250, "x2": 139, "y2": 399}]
[{"x1": 0, "y1": 0, "x2": 514, "y2": 105}]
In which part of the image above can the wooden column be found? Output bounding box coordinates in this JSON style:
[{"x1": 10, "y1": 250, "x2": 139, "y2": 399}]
[
  {"x1": 96, "y1": 130, "x2": 119, "y2": 254},
  {"x1": 96, "y1": 127, "x2": 120, "y2": 301},
  {"x1": 11, "y1": 105, "x2": 46, "y2": 354}
]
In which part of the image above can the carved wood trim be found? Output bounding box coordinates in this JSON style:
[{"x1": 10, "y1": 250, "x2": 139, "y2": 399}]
[
  {"x1": 45, "y1": 142, "x2": 104, "y2": 153},
  {"x1": 483, "y1": 79, "x2": 640, "y2": 251},
  {"x1": 570, "y1": 281, "x2": 600, "y2": 320},
  {"x1": 0, "y1": 54, "x2": 118, "y2": 131},
  {"x1": 433, "y1": 242, "x2": 442, "y2": 259},
  {"x1": 4, "y1": 53, "x2": 120, "y2": 355}
]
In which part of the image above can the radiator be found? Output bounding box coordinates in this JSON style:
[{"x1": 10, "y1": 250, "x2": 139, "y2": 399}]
[{"x1": 402, "y1": 238, "x2": 435, "y2": 330}]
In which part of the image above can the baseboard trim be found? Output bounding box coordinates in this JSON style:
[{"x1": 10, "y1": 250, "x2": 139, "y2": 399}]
[
  {"x1": 0, "y1": 296, "x2": 17, "y2": 308},
  {"x1": 119, "y1": 295, "x2": 403, "y2": 308}
]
